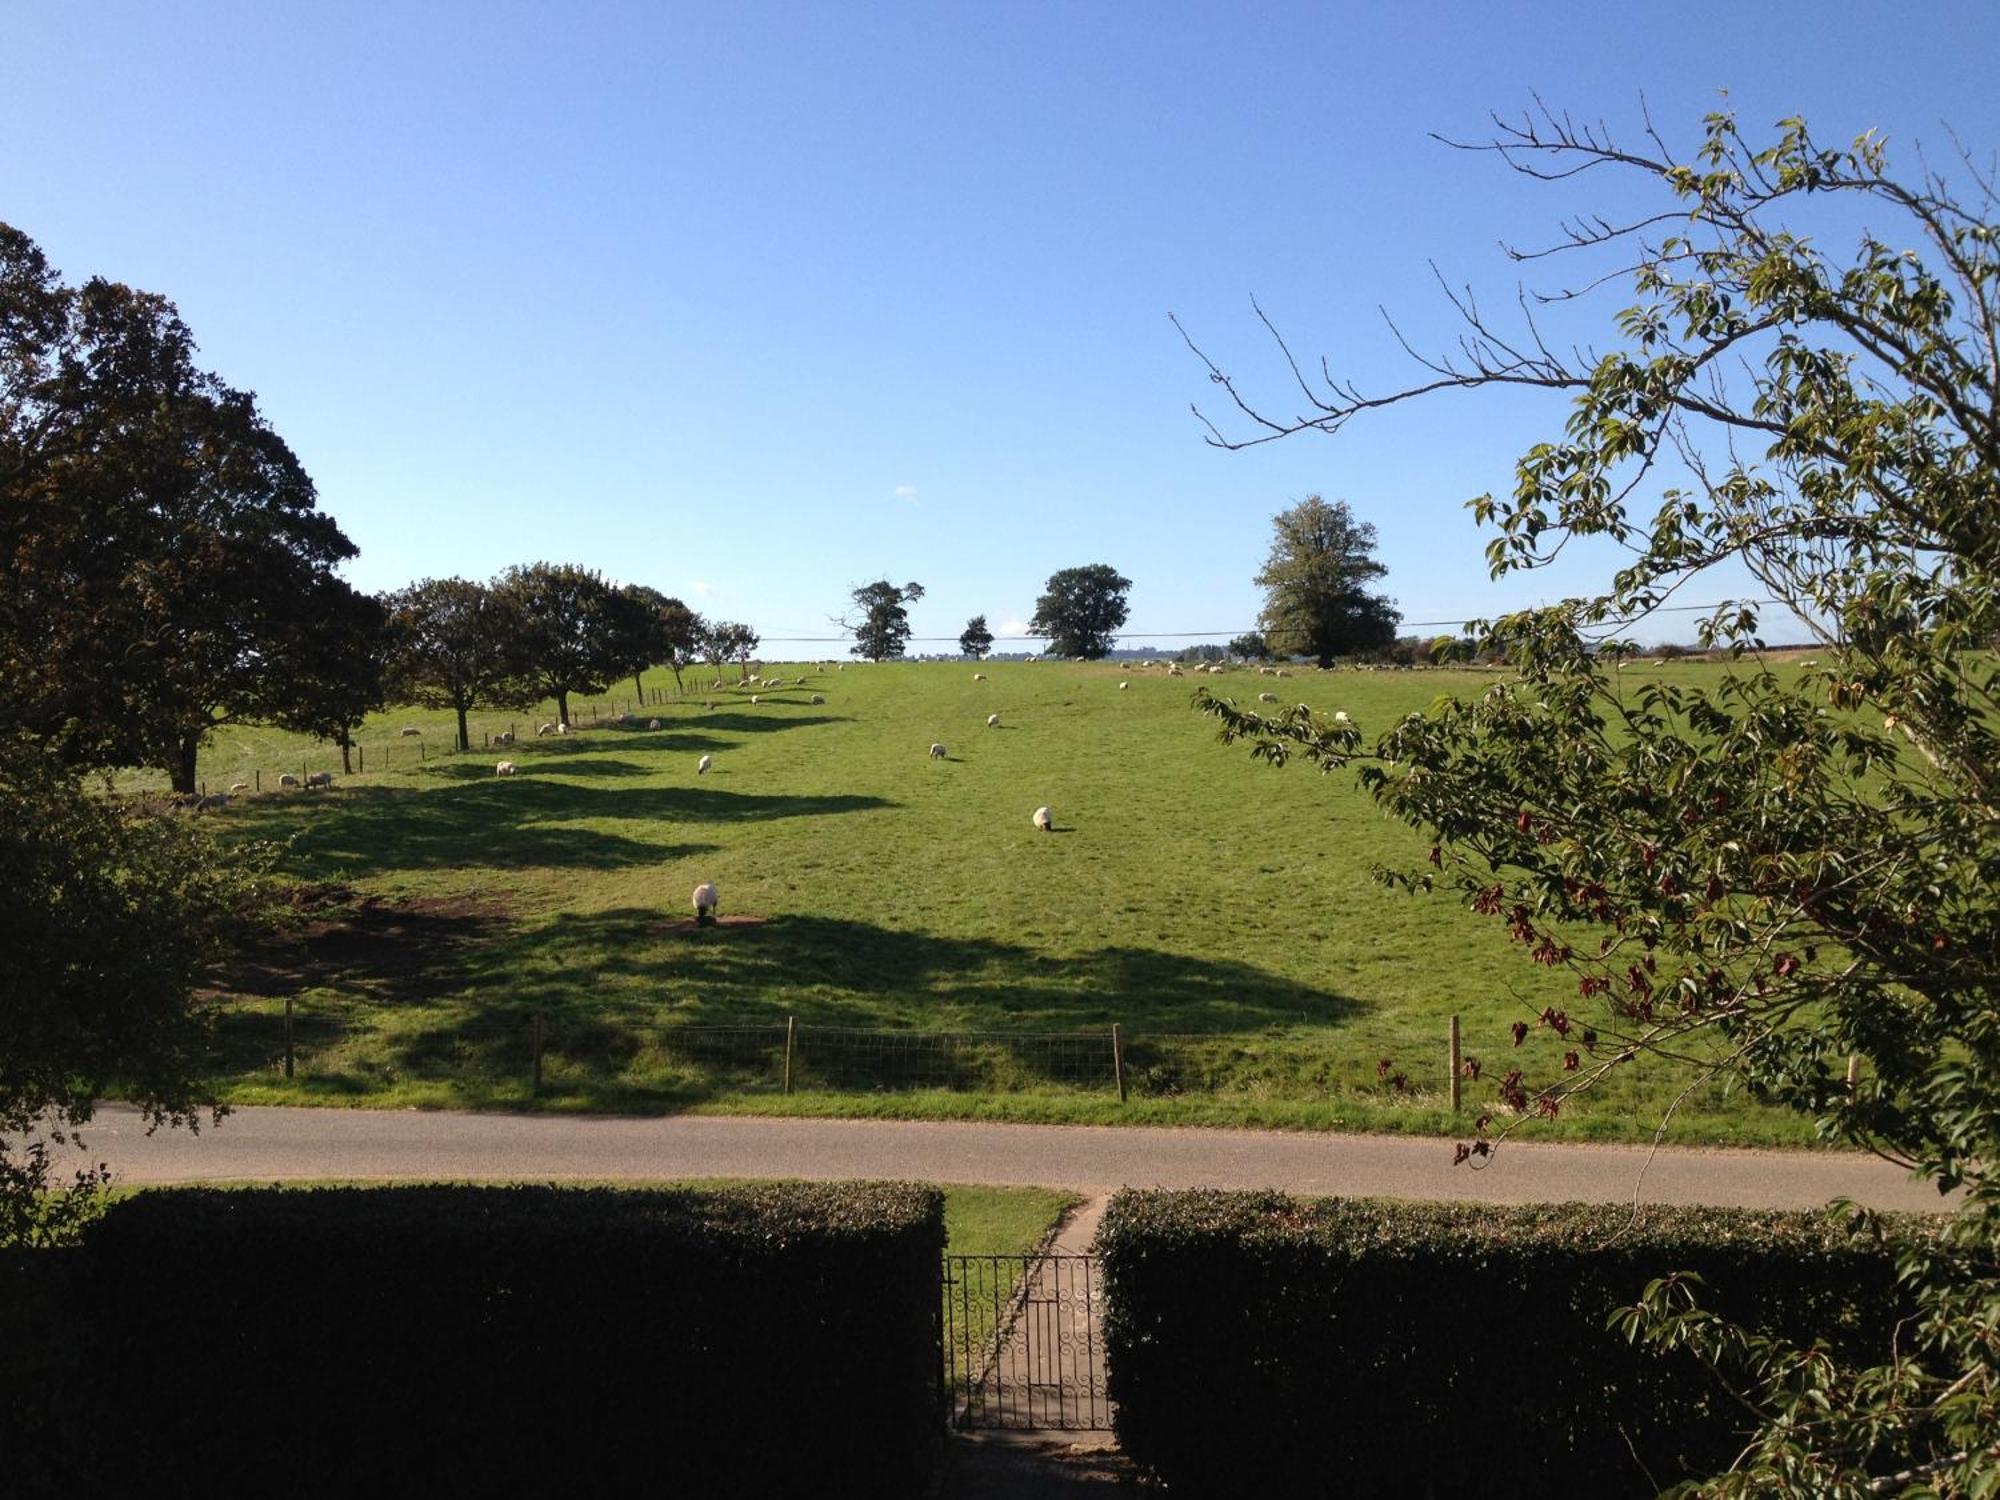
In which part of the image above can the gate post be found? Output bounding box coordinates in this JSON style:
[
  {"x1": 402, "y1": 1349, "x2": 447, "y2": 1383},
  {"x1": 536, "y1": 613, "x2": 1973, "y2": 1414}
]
[{"x1": 783, "y1": 1016, "x2": 797, "y2": 1094}]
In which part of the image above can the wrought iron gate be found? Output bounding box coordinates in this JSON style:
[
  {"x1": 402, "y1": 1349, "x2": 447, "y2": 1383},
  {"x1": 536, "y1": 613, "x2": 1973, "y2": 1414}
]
[{"x1": 940, "y1": 1253, "x2": 1109, "y2": 1430}]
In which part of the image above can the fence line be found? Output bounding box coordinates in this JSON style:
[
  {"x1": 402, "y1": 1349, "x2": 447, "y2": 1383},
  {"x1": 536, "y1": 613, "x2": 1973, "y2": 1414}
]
[{"x1": 204, "y1": 1005, "x2": 1478, "y2": 1109}]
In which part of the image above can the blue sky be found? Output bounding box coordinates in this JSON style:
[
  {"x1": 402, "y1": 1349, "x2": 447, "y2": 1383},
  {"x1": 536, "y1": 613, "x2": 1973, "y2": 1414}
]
[{"x1": 6, "y1": 2, "x2": 1997, "y2": 648}]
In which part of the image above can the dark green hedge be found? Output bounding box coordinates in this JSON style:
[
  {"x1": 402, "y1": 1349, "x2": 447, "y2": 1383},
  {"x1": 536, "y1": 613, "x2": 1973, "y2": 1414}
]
[
  {"x1": 1099, "y1": 1190, "x2": 1916, "y2": 1497},
  {"x1": 13, "y1": 1182, "x2": 944, "y2": 1497}
]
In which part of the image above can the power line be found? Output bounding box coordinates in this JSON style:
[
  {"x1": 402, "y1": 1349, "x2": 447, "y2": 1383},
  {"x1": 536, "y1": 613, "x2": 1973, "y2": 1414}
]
[{"x1": 748, "y1": 599, "x2": 1785, "y2": 644}]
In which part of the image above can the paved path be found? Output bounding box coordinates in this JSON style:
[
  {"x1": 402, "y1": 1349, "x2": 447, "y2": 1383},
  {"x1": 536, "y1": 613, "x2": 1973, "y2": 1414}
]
[{"x1": 63, "y1": 1105, "x2": 1952, "y2": 1212}]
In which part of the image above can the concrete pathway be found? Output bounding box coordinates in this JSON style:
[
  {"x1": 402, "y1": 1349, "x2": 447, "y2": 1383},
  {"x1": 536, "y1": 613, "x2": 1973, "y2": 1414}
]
[{"x1": 61, "y1": 1104, "x2": 1952, "y2": 1212}]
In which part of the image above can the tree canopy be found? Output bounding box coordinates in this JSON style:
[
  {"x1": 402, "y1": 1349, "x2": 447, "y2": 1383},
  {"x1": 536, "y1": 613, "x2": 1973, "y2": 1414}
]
[
  {"x1": 959, "y1": 615, "x2": 995, "y2": 659},
  {"x1": 491, "y1": 562, "x2": 625, "y2": 726},
  {"x1": 1190, "y1": 107, "x2": 1999, "y2": 1492},
  {"x1": 0, "y1": 222, "x2": 379, "y2": 792},
  {"x1": 1253, "y1": 496, "x2": 1400, "y2": 666},
  {"x1": 700, "y1": 620, "x2": 761, "y2": 676},
  {"x1": 382, "y1": 578, "x2": 535, "y2": 751},
  {"x1": 843, "y1": 580, "x2": 925, "y2": 661},
  {"x1": 1029, "y1": 564, "x2": 1132, "y2": 659}
]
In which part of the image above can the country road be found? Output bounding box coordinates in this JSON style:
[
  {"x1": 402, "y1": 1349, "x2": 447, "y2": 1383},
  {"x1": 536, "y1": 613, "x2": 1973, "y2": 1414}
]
[{"x1": 59, "y1": 1104, "x2": 1954, "y2": 1213}]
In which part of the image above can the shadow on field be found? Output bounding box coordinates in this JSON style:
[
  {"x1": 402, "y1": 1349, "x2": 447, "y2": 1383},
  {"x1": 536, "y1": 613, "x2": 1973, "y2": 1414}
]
[
  {"x1": 227, "y1": 783, "x2": 891, "y2": 878},
  {"x1": 494, "y1": 908, "x2": 1360, "y2": 1033}
]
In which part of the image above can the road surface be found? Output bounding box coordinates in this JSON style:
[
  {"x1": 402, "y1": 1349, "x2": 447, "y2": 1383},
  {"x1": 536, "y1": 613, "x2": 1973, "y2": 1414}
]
[{"x1": 59, "y1": 1104, "x2": 1952, "y2": 1212}]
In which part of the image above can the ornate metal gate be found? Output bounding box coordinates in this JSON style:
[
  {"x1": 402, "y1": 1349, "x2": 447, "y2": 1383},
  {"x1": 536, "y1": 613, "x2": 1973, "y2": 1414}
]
[{"x1": 940, "y1": 1253, "x2": 1110, "y2": 1430}]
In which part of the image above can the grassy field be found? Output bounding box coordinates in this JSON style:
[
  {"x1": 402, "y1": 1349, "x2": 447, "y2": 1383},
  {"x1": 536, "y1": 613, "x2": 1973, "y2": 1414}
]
[{"x1": 160, "y1": 656, "x2": 1822, "y2": 1145}]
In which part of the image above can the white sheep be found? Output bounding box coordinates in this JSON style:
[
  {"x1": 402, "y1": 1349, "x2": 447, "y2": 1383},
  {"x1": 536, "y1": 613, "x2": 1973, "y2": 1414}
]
[
  {"x1": 1258, "y1": 691, "x2": 1278, "y2": 702},
  {"x1": 229, "y1": 781, "x2": 250, "y2": 794},
  {"x1": 697, "y1": 754, "x2": 713, "y2": 774},
  {"x1": 692, "y1": 881, "x2": 720, "y2": 925},
  {"x1": 494, "y1": 731, "x2": 515, "y2": 745},
  {"x1": 279, "y1": 773, "x2": 301, "y2": 789},
  {"x1": 306, "y1": 771, "x2": 334, "y2": 789},
  {"x1": 556, "y1": 722, "x2": 569, "y2": 735},
  {"x1": 647, "y1": 718, "x2": 662, "y2": 730},
  {"x1": 1032, "y1": 806, "x2": 1053, "y2": 832},
  {"x1": 929, "y1": 742, "x2": 947, "y2": 759},
  {"x1": 495, "y1": 761, "x2": 517, "y2": 776},
  {"x1": 538, "y1": 722, "x2": 556, "y2": 737},
  {"x1": 1119, "y1": 681, "x2": 1129, "y2": 690},
  {"x1": 973, "y1": 672, "x2": 988, "y2": 681},
  {"x1": 810, "y1": 693, "x2": 825, "y2": 705},
  {"x1": 987, "y1": 713, "x2": 1001, "y2": 728},
  {"x1": 750, "y1": 694, "x2": 761, "y2": 704},
  {"x1": 399, "y1": 726, "x2": 421, "y2": 737}
]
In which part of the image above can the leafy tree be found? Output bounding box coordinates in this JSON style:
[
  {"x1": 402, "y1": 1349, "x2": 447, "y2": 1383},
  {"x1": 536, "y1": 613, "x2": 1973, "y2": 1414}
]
[
  {"x1": 1176, "y1": 643, "x2": 1226, "y2": 664},
  {"x1": 700, "y1": 620, "x2": 761, "y2": 679},
  {"x1": 1253, "y1": 496, "x2": 1401, "y2": 667},
  {"x1": 1029, "y1": 564, "x2": 1132, "y2": 660},
  {"x1": 1189, "y1": 108, "x2": 1999, "y2": 1492},
  {"x1": 655, "y1": 595, "x2": 704, "y2": 694},
  {"x1": 1228, "y1": 631, "x2": 1272, "y2": 660},
  {"x1": 0, "y1": 222, "x2": 377, "y2": 793},
  {"x1": 959, "y1": 614, "x2": 995, "y2": 659},
  {"x1": 381, "y1": 578, "x2": 535, "y2": 752},
  {"x1": 842, "y1": 580, "x2": 925, "y2": 661},
  {"x1": 491, "y1": 563, "x2": 625, "y2": 728},
  {"x1": 2, "y1": 733, "x2": 264, "y2": 1246}
]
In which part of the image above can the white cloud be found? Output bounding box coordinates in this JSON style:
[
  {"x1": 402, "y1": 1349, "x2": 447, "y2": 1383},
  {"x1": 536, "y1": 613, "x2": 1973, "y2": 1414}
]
[
  {"x1": 999, "y1": 617, "x2": 1031, "y2": 637},
  {"x1": 689, "y1": 579, "x2": 714, "y2": 596},
  {"x1": 892, "y1": 484, "x2": 918, "y2": 502}
]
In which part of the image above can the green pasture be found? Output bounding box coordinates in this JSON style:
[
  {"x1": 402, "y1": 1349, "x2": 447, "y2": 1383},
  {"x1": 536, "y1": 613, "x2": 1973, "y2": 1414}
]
[{"x1": 163, "y1": 656, "x2": 1822, "y2": 1144}]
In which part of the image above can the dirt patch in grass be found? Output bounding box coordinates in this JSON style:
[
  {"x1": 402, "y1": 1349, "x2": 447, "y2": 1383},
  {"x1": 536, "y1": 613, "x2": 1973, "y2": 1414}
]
[{"x1": 214, "y1": 892, "x2": 514, "y2": 1002}]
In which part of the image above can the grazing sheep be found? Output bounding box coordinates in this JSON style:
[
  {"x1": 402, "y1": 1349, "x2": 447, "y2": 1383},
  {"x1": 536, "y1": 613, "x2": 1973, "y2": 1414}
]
[
  {"x1": 647, "y1": 718, "x2": 662, "y2": 730},
  {"x1": 1334, "y1": 710, "x2": 1351, "y2": 723},
  {"x1": 305, "y1": 771, "x2": 334, "y2": 789},
  {"x1": 229, "y1": 781, "x2": 250, "y2": 794},
  {"x1": 750, "y1": 694, "x2": 761, "y2": 704},
  {"x1": 697, "y1": 754, "x2": 713, "y2": 774},
  {"x1": 279, "y1": 773, "x2": 301, "y2": 789},
  {"x1": 973, "y1": 672, "x2": 988, "y2": 681},
  {"x1": 929, "y1": 742, "x2": 947, "y2": 760},
  {"x1": 494, "y1": 731, "x2": 515, "y2": 745},
  {"x1": 556, "y1": 722, "x2": 569, "y2": 735},
  {"x1": 1032, "y1": 806, "x2": 1053, "y2": 832},
  {"x1": 703, "y1": 700, "x2": 716, "y2": 710},
  {"x1": 1258, "y1": 691, "x2": 1278, "y2": 702},
  {"x1": 810, "y1": 693, "x2": 825, "y2": 705},
  {"x1": 691, "y1": 881, "x2": 720, "y2": 925},
  {"x1": 986, "y1": 713, "x2": 1001, "y2": 728},
  {"x1": 1119, "y1": 681, "x2": 1129, "y2": 690},
  {"x1": 495, "y1": 761, "x2": 517, "y2": 776},
  {"x1": 538, "y1": 722, "x2": 556, "y2": 737},
  {"x1": 399, "y1": 727, "x2": 421, "y2": 737}
]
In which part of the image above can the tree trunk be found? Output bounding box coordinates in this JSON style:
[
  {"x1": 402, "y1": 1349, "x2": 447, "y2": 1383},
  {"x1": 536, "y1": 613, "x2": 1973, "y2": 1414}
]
[
  {"x1": 633, "y1": 671, "x2": 644, "y2": 703},
  {"x1": 339, "y1": 730, "x2": 354, "y2": 775},
  {"x1": 556, "y1": 689, "x2": 570, "y2": 728},
  {"x1": 670, "y1": 661, "x2": 685, "y2": 695},
  {"x1": 455, "y1": 701, "x2": 471, "y2": 753},
  {"x1": 170, "y1": 733, "x2": 201, "y2": 795}
]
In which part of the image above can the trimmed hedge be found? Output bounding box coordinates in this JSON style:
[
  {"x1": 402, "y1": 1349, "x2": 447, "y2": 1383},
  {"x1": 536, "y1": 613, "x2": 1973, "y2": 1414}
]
[
  {"x1": 13, "y1": 1182, "x2": 944, "y2": 1496},
  {"x1": 1100, "y1": 1190, "x2": 1917, "y2": 1497}
]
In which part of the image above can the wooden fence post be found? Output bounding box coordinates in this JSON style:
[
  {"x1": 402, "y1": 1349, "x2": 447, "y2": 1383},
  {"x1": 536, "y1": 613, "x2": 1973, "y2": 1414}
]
[
  {"x1": 358, "y1": 744, "x2": 365, "y2": 773},
  {"x1": 531, "y1": 1014, "x2": 544, "y2": 1099},
  {"x1": 783, "y1": 1016, "x2": 797, "y2": 1094},
  {"x1": 1112, "y1": 1024, "x2": 1127, "y2": 1103},
  {"x1": 1449, "y1": 1015, "x2": 1462, "y2": 1114},
  {"x1": 283, "y1": 994, "x2": 295, "y2": 1079},
  {"x1": 1846, "y1": 1054, "x2": 1861, "y2": 1089},
  {"x1": 254, "y1": 769, "x2": 261, "y2": 792}
]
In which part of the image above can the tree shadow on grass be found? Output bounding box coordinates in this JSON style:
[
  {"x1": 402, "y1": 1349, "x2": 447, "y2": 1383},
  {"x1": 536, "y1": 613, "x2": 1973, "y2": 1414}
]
[
  {"x1": 225, "y1": 782, "x2": 890, "y2": 879},
  {"x1": 493, "y1": 909, "x2": 1362, "y2": 1035}
]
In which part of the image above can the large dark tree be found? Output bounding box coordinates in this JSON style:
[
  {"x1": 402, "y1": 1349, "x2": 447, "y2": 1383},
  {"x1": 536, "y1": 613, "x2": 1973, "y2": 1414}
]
[
  {"x1": 491, "y1": 563, "x2": 625, "y2": 728},
  {"x1": 382, "y1": 578, "x2": 534, "y2": 752},
  {"x1": 1028, "y1": 564, "x2": 1132, "y2": 659},
  {"x1": 959, "y1": 615, "x2": 994, "y2": 659},
  {"x1": 842, "y1": 580, "x2": 925, "y2": 661},
  {"x1": 1254, "y1": 496, "x2": 1401, "y2": 666},
  {"x1": 0, "y1": 222, "x2": 376, "y2": 792},
  {"x1": 1189, "y1": 108, "x2": 2000, "y2": 1491}
]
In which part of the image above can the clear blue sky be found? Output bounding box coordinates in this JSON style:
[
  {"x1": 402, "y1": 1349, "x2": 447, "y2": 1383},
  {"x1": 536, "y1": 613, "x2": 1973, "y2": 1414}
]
[{"x1": 7, "y1": 2, "x2": 1997, "y2": 648}]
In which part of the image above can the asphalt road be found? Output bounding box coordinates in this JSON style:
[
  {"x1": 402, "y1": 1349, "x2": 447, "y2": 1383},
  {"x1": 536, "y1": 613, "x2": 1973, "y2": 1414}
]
[{"x1": 60, "y1": 1104, "x2": 1954, "y2": 1212}]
